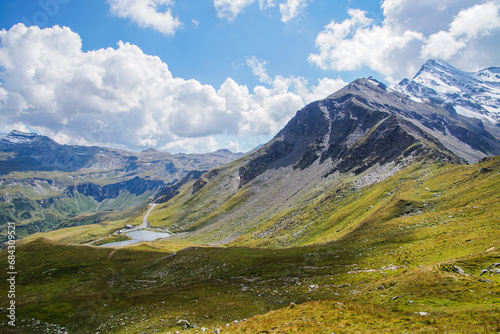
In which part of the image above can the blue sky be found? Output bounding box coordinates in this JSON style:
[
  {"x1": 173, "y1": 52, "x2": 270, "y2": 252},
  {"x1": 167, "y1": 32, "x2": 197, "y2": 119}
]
[{"x1": 0, "y1": 0, "x2": 499, "y2": 153}]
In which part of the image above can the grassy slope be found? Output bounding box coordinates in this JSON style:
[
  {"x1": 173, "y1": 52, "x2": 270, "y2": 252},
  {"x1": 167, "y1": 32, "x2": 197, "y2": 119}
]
[
  {"x1": 232, "y1": 157, "x2": 500, "y2": 249},
  {"x1": 146, "y1": 162, "x2": 244, "y2": 233},
  {"x1": 0, "y1": 157, "x2": 499, "y2": 333}
]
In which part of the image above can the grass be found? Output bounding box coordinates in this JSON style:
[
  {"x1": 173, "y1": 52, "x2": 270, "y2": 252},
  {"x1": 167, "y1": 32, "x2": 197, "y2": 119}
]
[
  {"x1": 92, "y1": 233, "x2": 132, "y2": 246},
  {"x1": 15, "y1": 206, "x2": 146, "y2": 246},
  {"x1": 225, "y1": 298, "x2": 500, "y2": 333},
  {"x1": 0, "y1": 157, "x2": 499, "y2": 333}
]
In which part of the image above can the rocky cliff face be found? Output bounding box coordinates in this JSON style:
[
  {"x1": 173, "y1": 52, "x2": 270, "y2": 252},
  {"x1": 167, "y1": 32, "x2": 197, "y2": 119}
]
[
  {"x1": 236, "y1": 77, "x2": 478, "y2": 188},
  {"x1": 63, "y1": 177, "x2": 164, "y2": 202}
]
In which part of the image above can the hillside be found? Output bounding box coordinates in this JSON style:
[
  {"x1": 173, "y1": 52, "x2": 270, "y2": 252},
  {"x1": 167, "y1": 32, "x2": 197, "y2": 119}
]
[{"x1": 1, "y1": 156, "x2": 499, "y2": 333}]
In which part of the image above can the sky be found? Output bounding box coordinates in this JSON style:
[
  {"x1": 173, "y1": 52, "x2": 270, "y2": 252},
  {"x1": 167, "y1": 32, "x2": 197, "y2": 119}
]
[{"x1": 0, "y1": 0, "x2": 499, "y2": 153}]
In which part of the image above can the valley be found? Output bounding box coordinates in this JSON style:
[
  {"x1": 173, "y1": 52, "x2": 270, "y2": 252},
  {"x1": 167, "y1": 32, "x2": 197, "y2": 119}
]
[
  {"x1": 0, "y1": 132, "x2": 244, "y2": 242},
  {"x1": 0, "y1": 60, "x2": 499, "y2": 333}
]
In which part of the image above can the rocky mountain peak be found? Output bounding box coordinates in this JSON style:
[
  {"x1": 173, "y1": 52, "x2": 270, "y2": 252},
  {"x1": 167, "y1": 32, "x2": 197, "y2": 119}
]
[
  {"x1": 413, "y1": 59, "x2": 463, "y2": 79},
  {"x1": 325, "y1": 77, "x2": 388, "y2": 100},
  {"x1": 236, "y1": 76, "x2": 469, "y2": 187}
]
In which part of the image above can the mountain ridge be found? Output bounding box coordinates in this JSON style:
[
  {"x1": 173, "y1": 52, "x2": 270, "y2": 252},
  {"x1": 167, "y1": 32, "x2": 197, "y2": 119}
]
[
  {"x1": 146, "y1": 75, "x2": 498, "y2": 246},
  {"x1": 393, "y1": 59, "x2": 500, "y2": 124}
]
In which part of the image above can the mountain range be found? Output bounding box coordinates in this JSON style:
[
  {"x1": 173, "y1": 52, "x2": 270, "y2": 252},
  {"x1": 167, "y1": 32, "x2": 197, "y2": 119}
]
[
  {"x1": 1, "y1": 59, "x2": 499, "y2": 244},
  {"x1": 143, "y1": 60, "x2": 500, "y2": 246},
  {"x1": 2, "y1": 59, "x2": 500, "y2": 243},
  {"x1": 1, "y1": 59, "x2": 499, "y2": 333}
]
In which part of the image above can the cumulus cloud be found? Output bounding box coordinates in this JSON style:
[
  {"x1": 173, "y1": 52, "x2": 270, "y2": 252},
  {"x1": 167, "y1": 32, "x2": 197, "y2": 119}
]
[
  {"x1": 308, "y1": 7, "x2": 424, "y2": 81},
  {"x1": 163, "y1": 135, "x2": 220, "y2": 153},
  {"x1": 213, "y1": 0, "x2": 307, "y2": 23},
  {"x1": 309, "y1": 0, "x2": 500, "y2": 82},
  {"x1": 219, "y1": 77, "x2": 303, "y2": 136},
  {"x1": 422, "y1": 2, "x2": 500, "y2": 60},
  {"x1": 244, "y1": 55, "x2": 347, "y2": 104},
  {"x1": 235, "y1": 57, "x2": 347, "y2": 135},
  {"x1": 0, "y1": 24, "x2": 233, "y2": 150},
  {"x1": 108, "y1": 0, "x2": 182, "y2": 35},
  {"x1": 0, "y1": 24, "x2": 345, "y2": 153}
]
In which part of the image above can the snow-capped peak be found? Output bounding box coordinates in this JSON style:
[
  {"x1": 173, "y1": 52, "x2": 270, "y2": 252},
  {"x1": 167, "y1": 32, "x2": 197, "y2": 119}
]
[
  {"x1": 392, "y1": 59, "x2": 500, "y2": 124},
  {"x1": 1, "y1": 130, "x2": 42, "y2": 144}
]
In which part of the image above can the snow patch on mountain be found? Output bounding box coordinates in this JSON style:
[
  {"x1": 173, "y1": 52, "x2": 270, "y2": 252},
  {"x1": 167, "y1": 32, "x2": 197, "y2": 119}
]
[
  {"x1": 392, "y1": 59, "x2": 500, "y2": 124},
  {"x1": 1, "y1": 130, "x2": 41, "y2": 144}
]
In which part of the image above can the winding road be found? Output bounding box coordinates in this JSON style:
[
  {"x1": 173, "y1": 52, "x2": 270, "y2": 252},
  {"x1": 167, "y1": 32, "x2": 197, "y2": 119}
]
[
  {"x1": 140, "y1": 203, "x2": 158, "y2": 229},
  {"x1": 88, "y1": 203, "x2": 159, "y2": 245}
]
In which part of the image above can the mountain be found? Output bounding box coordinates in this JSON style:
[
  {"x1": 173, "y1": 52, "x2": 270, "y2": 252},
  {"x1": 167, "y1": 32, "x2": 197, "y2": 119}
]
[
  {"x1": 393, "y1": 59, "x2": 500, "y2": 125},
  {"x1": 144, "y1": 76, "x2": 500, "y2": 247},
  {"x1": 0, "y1": 131, "x2": 244, "y2": 241},
  {"x1": 2, "y1": 62, "x2": 500, "y2": 334},
  {"x1": 3, "y1": 61, "x2": 500, "y2": 244},
  {"x1": 0, "y1": 130, "x2": 243, "y2": 177}
]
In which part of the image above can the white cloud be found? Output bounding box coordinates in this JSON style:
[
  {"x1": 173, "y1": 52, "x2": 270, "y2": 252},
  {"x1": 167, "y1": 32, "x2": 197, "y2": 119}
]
[
  {"x1": 291, "y1": 77, "x2": 348, "y2": 103},
  {"x1": 0, "y1": 24, "x2": 345, "y2": 153},
  {"x1": 245, "y1": 55, "x2": 347, "y2": 104},
  {"x1": 108, "y1": 0, "x2": 182, "y2": 35},
  {"x1": 232, "y1": 58, "x2": 347, "y2": 135},
  {"x1": 217, "y1": 77, "x2": 302, "y2": 136},
  {"x1": 0, "y1": 24, "x2": 233, "y2": 151},
  {"x1": 422, "y1": 2, "x2": 500, "y2": 60},
  {"x1": 162, "y1": 136, "x2": 220, "y2": 153},
  {"x1": 279, "y1": 0, "x2": 307, "y2": 23},
  {"x1": 246, "y1": 56, "x2": 272, "y2": 83},
  {"x1": 213, "y1": 0, "x2": 262, "y2": 21},
  {"x1": 308, "y1": 7, "x2": 424, "y2": 81},
  {"x1": 213, "y1": 0, "x2": 307, "y2": 23},
  {"x1": 309, "y1": 0, "x2": 500, "y2": 82},
  {"x1": 226, "y1": 140, "x2": 241, "y2": 152}
]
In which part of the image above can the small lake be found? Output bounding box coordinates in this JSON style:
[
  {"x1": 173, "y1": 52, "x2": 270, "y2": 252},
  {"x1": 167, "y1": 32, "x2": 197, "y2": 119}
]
[{"x1": 99, "y1": 230, "x2": 171, "y2": 247}]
